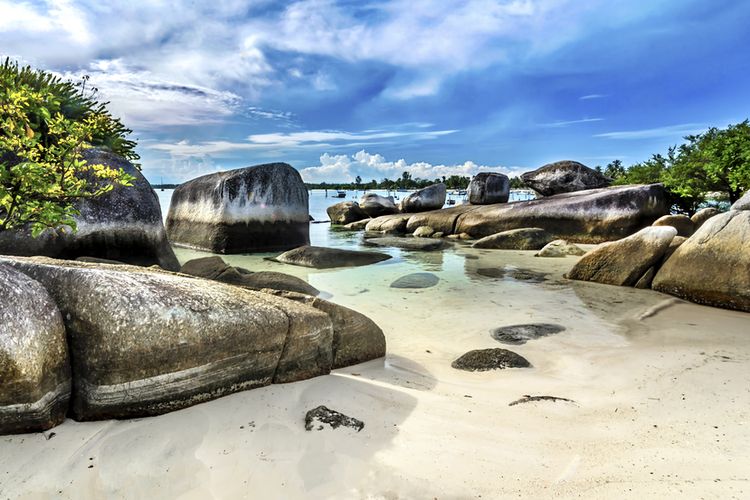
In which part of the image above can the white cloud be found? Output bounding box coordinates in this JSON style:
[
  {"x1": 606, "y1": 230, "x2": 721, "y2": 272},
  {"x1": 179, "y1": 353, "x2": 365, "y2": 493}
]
[
  {"x1": 595, "y1": 123, "x2": 706, "y2": 140},
  {"x1": 539, "y1": 118, "x2": 604, "y2": 128},
  {"x1": 579, "y1": 94, "x2": 607, "y2": 100},
  {"x1": 299, "y1": 150, "x2": 526, "y2": 183}
]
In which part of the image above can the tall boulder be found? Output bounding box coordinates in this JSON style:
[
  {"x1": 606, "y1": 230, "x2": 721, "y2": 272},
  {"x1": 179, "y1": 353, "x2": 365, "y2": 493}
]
[
  {"x1": 166, "y1": 163, "x2": 309, "y2": 253},
  {"x1": 401, "y1": 183, "x2": 446, "y2": 213},
  {"x1": 359, "y1": 193, "x2": 398, "y2": 217},
  {"x1": 468, "y1": 173, "x2": 510, "y2": 205},
  {"x1": 521, "y1": 160, "x2": 610, "y2": 196},
  {"x1": 0, "y1": 148, "x2": 179, "y2": 271},
  {"x1": 327, "y1": 201, "x2": 368, "y2": 225},
  {"x1": 0, "y1": 264, "x2": 70, "y2": 434},
  {"x1": 652, "y1": 211, "x2": 750, "y2": 312}
]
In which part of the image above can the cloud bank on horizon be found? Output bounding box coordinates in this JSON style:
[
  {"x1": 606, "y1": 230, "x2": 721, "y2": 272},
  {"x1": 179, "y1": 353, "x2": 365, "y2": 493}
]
[{"x1": 1, "y1": 0, "x2": 749, "y2": 183}]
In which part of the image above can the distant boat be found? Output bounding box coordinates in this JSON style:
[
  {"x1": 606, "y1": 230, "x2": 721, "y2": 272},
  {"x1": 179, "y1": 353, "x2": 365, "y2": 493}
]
[
  {"x1": 446, "y1": 199, "x2": 456, "y2": 205},
  {"x1": 333, "y1": 190, "x2": 346, "y2": 198}
]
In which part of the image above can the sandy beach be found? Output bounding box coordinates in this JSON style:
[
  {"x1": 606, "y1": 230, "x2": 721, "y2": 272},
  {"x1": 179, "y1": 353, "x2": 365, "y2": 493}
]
[{"x1": 2, "y1": 244, "x2": 748, "y2": 499}]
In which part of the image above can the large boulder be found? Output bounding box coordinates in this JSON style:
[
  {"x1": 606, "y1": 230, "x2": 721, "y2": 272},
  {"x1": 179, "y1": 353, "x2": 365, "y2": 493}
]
[
  {"x1": 365, "y1": 213, "x2": 413, "y2": 234},
  {"x1": 468, "y1": 173, "x2": 510, "y2": 205},
  {"x1": 0, "y1": 264, "x2": 70, "y2": 434},
  {"x1": 405, "y1": 205, "x2": 481, "y2": 234},
  {"x1": 180, "y1": 256, "x2": 319, "y2": 296},
  {"x1": 270, "y1": 245, "x2": 391, "y2": 269},
  {"x1": 0, "y1": 256, "x2": 335, "y2": 420},
  {"x1": 652, "y1": 211, "x2": 750, "y2": 312},
  {"x1": 0, "y1": 149, "x2": 179, "y2": 271},
  {"x1": 327, "y1": 202, "x2": 368, "y2": 225},
  {"x1": 400, "y1": 183, "x2": 446, "y2": 213},
  {"x1": 691, "y1": 207, "x2": 721, "y2": 229},
  {"x1": 566, "y1": 226, "x2": 677, "y2": 286},
  {"x1": 731, "y1": 191, "x2": 750, "y2": 210},
  {"x1": 521, "y1": 160, "x2": 610, "y2": 196},
  {"x1": 166, "y1": 163, "x2": 309, "y2": 253},
  {"x1": 652, "y1": 214, "x2": 695, "y2": 237},
  {"x1": 472, "y1": 227, "x2": 555, "y2": 250},
  {"x1": 342, "y1": 218, "x2": 372, "y2": 231},
  {"x1": 455, "y1": 184, "x2": 669, "y2": 243},
  {"x1": 358, "y1": 193, "x2": 398, "y2": 218}
]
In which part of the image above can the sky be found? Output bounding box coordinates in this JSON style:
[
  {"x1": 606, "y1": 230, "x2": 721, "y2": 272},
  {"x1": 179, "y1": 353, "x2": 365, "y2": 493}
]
[{"x1": 1, "y1": 0, "x2": 749, "y2": 184}]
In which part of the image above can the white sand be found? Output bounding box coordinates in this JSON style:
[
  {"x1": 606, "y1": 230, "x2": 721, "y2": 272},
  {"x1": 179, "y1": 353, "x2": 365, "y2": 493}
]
[{"x1": 2, "y1": 247, "x2": 749, "y2": 499}]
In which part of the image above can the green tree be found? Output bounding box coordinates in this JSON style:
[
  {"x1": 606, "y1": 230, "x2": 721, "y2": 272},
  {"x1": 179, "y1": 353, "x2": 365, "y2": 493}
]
[
  {"x1": 603, "y1": 159, "x2": 626, "y2": 180},
  {"x1": 0, "y1": 59, "x2": 135, "y2": 235}
]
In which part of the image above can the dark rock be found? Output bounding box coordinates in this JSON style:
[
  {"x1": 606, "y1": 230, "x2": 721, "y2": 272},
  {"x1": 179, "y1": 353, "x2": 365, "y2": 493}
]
[
  {"x1": 451, "y1": 348, "x2": 531, "y2": 371},
  {"x1": 731, "y1": 191, "x2": 750, "y2": 210},
  {"x1": 509, "y1": 395, "x2": 577, "y2": 406},
  {"x1": 690, "y1": 207, "x2": 721, "y2": 229},
  {"x1": 491, "y1": 324, "x2": 566, "y2": 345},
  {"x1": 0, "y1": 149, "x2": 179, "y2": 271},
  {"x1": 390, "y1": 272, "x2": 440, "y2": 289},
  {"x1": 535, "y1": 239, "x2": 586, "y2": 257},
  {"x1": 304, "y1": 405, "x2": 364, "y2": 432},
  {"x1": 652, "y1": 211, "x2": 750, "y2": 312},
  {"x1": 0, "y1": 256, "x2": 334, "y2": 420},
  {"x1": 166, "y1": 163, "x2": 309, "y2": 253},
  {"x1": 468, "y1": 172, "x2": 510, "y2": 205},
  {"x1": 364, "y1": 236, "x2": 446, "y2": 251},
  {"x1": 521, "y1": 160, "x2": 610, "y2": 196},
  {"x1": 365, "y1": 213, "x2": 412, "y2": 233},
  {"x1": 359, "y1": 193, "x2": 398, "y2": 217},
  {"x1": 0, "y1": 264, "x2": 70, "y2": 434},
  {"x1": 401, "y1": 183, "x2": 446, "y2": 213},
  {"x1": 327, "y1": 202, "x2": 368, "y2": 225},
  {"x1": 270, "y1": 245, "x2": 391, "y2": 269},
  {"x1": 472, "y1": 227, "x2": 555, "y2": 250},
  {"x1": 456, "y1": 184, "x2": 669, "y2": 243},
  {"x1": 566, "y1": 226, "x2": 677, "y2": 286},
  {"x1": 652, "y1": 214, "x2": 695, "y2": 237}
]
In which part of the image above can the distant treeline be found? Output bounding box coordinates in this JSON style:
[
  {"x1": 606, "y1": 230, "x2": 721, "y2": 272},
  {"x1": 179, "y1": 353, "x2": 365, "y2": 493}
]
[{"x1": 305, "y1": 173, "x2": 527, "y2": 191}]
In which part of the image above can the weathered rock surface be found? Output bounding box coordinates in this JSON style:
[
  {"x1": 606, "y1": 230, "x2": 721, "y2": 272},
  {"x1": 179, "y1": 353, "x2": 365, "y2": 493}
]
[
  {"x1": 566, "y1": 226, "x2": 677, "y2": 286},
  {"x1": 327, "y1": 202, "x2": 368, "y2": 225},
  {"x1": 0, "y1": 149, "x2": 180, "y2": 271},
  {"x1": 452, "y1": 348, "x2": 531, "y2": 371},
  {"x1": 166, "y1": 163, "x2": 309, "y2": 253},
  {"x1": 521, "y1": 160, "x2": 610, "y2": 196},
  {"x1": 0, "y1": 264, "x2": 70, "y2": 434},
  {"x1": 468, "y1": 172, "x2": 510, "y2": 205},
  {"x1": 691, "y1": 207, "x2": 721, "y2": 229},
  {"x1": 342, "y1": 218, "x2": 372, "y2": 231},
  {"x1": 652, "y1": 211, "x2": 750, "y2": 312},
  {"x1": 181, "y1": 256, "x2": 319, "y2": 296},
  {"x1": 652, "y1": 214, "x2": 695, "y2": 237},
  {"x1": 390, "y1": 272, "x2": 440, "y2": 289},
  {"x1": 491, "y1": 324, "x2": 566, "y2": 345},
  {"x1": 364, "y1": 236, "x2": 445, "y2": 251},
  {"x1": 365, "y1": 213, "x2": 412, "y2": 233},
  {"x1": 400, "y1": 183, "x2": 446, "y2": 213},
  {"x1": 265, "y1": 290, "x2": 386, "y2": 369},
  {"x1": 0, "y1": 256, "x2": 335, "y2": 420},
  {"x1": 535, "y1": 239, "x2": 586, "y2": 257},
  {"x1": 359, "y1": 193, "x2": 398, "y2": 217},
  {"x1": 412, "y1": 226, "x2": 435, "y2": 237},
  {"x1": 731, "y1": 191, "x2": 750, "y2": 210},
  {"x1": 270, "y1": 245, "x2": 391, "y2": 269},
  {"x1": 405, "y1": 205, "x2": 480, "y2": 234},
  {"x1": 455, "y1": 184, "x2": 669, "y2": 243},
  {"x1": 472, "y1": 228, "x2": 555, "y2": 250},
  {"x1": 305, "y1": 406, "x2": 364, "y2": 432}
]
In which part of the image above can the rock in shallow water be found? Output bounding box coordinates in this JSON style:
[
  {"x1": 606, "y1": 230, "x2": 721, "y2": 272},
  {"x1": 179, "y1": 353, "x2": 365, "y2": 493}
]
[
  {"x1": 327, "y1": 201, "x2": 368, "y2": 225},
  {"x1": 166, "y1": 163, "x2": 309, "y2": 253},
  {"x1": 270, "y1": 245, "x2": 391, "y2": 269},
  {"x1": 400, "y1": 183, "x2": 446, "y2": 213},
  {"x1": 491, "y1": 324, "x2": 566, "y2": 345},
  {"x1": 535, "y1": 239, "x2": 586, "y2": 257},
  {"x1": 390, "y1": 272, "x2": 440, "y2": 289},
  {"x1": 452, "y1": 349, "x2": 531, "y2": 371},
  {"x1": 359, "y1": 193, "x2": 398, "y2": 218},
  {"x1": 471, "y1": 227, "x2": 555, "y2": 250},
  {"x1": 0, "y1": 264, "x2": 70, "y2": 434},
  {"x1": 304, "y1": 405, "x2": 364, "y2": 432},
  {"x1": 364, "y1": 236, "x2": 446, "y2": 251}
]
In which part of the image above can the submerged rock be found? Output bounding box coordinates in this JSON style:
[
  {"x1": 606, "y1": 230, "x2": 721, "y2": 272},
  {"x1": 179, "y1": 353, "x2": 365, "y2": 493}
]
[
  {"x1": 359, "y1": 193, "x2": 398, "y2": 218},
  {"x1": 491, "y1": 324, "x2": 566, "y2": 345},
  {"x1": 327, "y1": 201, "x2": 368, "y2": 225},
  {"x1": 471, "y1": 228, "x2": 555, "y2": 250},
  {"x1": 566, "y1": 226, "x2": 677, "y2": 286},
  {"x1": 270, "y1": 245, "x2": 391, "y2": 269},
  {"x1": 400, "y1": 183, "x2": 446, "y2": 213},
  {"x1": 166, "y1": 163, "x2": 309, "y2": 253},
  {"x1": 521, "y1": 160, "x2": 610, "y2": 196},
  {"x1": 390, "y1": 272, "x2": 440, "y2": 289},
  {"x1": 652, "y1": 210, "x2": 750, "y2": 312},
  {"x1": 0, "y1": 149, "x2": 180, "y2": 271},
  {"x1": 452, "y1": 348, "x2": 531, "y2": 371},
  {"x1": 305, "y1": 405, "x2": 364, "y2": 432},
  {"x1": 364, "y1": 236, "x2": 446, "y2": 251},
  {"x1": 535, "y1": 239, "x2": 586, "y2": 257},
  {"x1": 0, "y1": 264, "x2": 70, "y2": 434},
  {"x1": 652, "y1": 214, "x2": 695, "y2": 237},
  {"x1": 468, "y1": 172, "x2": 510, "y2": 205}
]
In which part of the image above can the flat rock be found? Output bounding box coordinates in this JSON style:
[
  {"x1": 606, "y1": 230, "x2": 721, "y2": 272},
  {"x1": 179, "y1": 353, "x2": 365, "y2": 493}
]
[
  {"x1": 305, "y1": 405, "x2": 364, "y2": 432},
  {"x1": 405, "y1": 205, "x2": 480, "y2": 234},
  {"x1": 566, "y1": 226, "x2": 677, "y2": 286},
  {"x1": 468, "y1": 172, "x2": 510, "y2": 205},
  {"x1": 652, "y1": 214, "x2": 695, "y2": 237},
  {"x1": 472, "y1": 228, "x2": 555, "y2": 250},
  {"x1": 364, "y1": 236, "x2": 445, "y2": 251},
  {"x1": 535, "y1": 239, "x2": 586, "y2": 257},
  {"x1": 521, "y1": 160, "x2": 610, "y2": 196},
  {"x1": 271, "y1": 245, "x2": 391, "y2": 269},
  {"x1": 390, "y1": 272, "x2": 440, "y2": 289},
  {"x1": 327, "y1": 201, "x2": 368, "y2": 225},
  {"x1": 491, "y1": 323, "x2": 566, "y2": 345},
  {"x1": 452, "y1": 348, "x2": 531, "y2": 371},
  {"x1": 401, "y1": 183, "x2": 446, "y2": 213}
]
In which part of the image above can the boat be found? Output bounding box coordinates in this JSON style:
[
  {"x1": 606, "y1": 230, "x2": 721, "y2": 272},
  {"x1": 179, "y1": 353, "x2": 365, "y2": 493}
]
[
  {"x1": 333, "y1": 190, "x2": 346, "y2": 198},
  {"x1": 446, "y1": 199, "x2": 456, "y2": 205}
]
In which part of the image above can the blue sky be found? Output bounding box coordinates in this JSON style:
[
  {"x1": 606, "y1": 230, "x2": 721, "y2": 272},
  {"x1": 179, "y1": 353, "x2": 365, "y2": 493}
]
[{"x1": 1, "y1": 0, "x2": 749, "y2": 183}]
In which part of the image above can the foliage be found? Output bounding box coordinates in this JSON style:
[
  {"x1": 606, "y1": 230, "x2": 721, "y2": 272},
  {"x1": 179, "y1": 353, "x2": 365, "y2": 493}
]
[
  {"x1": 306, "y1": 172, "x2": 471, "y2": 191},
  {"x1": 0, "y1": 59, "x2": 135, "y2": 235},
  {"x1": 603, "y1": 159, "x2": 625, "y2": 180}
]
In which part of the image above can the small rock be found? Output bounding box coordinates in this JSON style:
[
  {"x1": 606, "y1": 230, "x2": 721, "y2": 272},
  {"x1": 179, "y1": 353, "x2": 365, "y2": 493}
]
[
  {"x1": 432, "y1": 232, "x2": 444, "y2": 239},
  {"x1": 491, "y1": 324, "x2": 566, "y2": 345},
  {"x1": 413, "y1": 226, "x2": 435, "y2": 238},
  {"x1": 535, "y1": 239, "x2": 585, "y2": 257},
  {"x1": 390, "y1": 273, "x2": 440, "y2": 289},
  {"x1": 452, "y1": 348, "x2": 531, "y2": 371},
  {"x1": 270, "y1": 245, "x2": 391, "y2": 269},
  {"x1": 342, "y1": 218, "x2": 372, "y2": 231},
  {"x1": 304, "y1": 405, "x2": 364, "y2": 432}
]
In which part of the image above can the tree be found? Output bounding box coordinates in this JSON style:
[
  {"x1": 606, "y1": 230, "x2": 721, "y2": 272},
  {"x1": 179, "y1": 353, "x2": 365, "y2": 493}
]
[
  {"x1": 0, "y1": 59, "x2": 135, "y2": 235},
  {"x1": 354, "y1": 175, "x2": 362, "y2": 187},
  {"x1": 603, "y1": 159, "x2": 626, "y2": 180}
]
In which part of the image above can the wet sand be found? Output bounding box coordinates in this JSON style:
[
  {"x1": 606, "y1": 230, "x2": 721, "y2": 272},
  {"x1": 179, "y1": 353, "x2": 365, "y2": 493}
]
[{"x1": 1, "y1": 242, "x2": 749, "y2": 499}]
